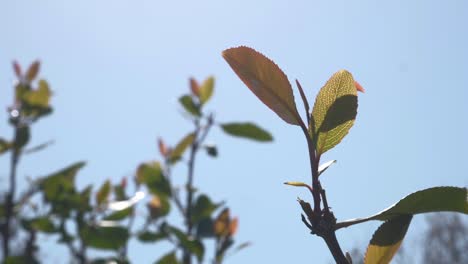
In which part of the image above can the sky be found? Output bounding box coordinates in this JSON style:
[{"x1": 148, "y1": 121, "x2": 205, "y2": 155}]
[{"x1": 1, "y1": 0, "x2": 468, "y2": 263}]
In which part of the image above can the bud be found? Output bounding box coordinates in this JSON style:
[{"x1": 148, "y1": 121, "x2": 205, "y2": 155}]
[{"x1": 158, "y1": 138, "x2": 169, "y2": 157}]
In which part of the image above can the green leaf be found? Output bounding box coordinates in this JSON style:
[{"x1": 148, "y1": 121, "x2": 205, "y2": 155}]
[
  {"x1": 137, "y1": 162, "x2": 171, "y2": 198},
  {"x1": 222, "y1": 46, "x2": 302, "y2": 126},
  {"x1": 191, "y1": 194, "x2": 219, "y2": 224},
  {"x1": 0, "y1": 138, "x2": 11, "y2": 155},
  {"x1": 80, "y1": 225, "x2": 129, "y2": 250},
  {"x1": 179, "y1": 95, "x2": 201, "y2": 116},
  {"x1": 221, "y1": 122, "x2": 273, "y2": 142},
  {"x1": 23, "y1": 217, "x2": 57, "y2": 233},
  {"x1": 96, "y1": 180, "x2": 111, "y2": 205},
  {"x1": 40, "y1": 162, "x2": 86, "y2": 201},
  {"x1": 104, "y1": 207, "x2": 133, "y2": 221},
  {"x1": 196, "y1": 218, "x2": 215, "y2": 238},
  {"x1": 364, "y1": 215, "x2": 412, "y2": 264},
  {"x1": 137, "y1": 231, "x2": 167, "y2": 243},
  {"x1": 169, "y1": 133, "x2": 195, "y2": 163},
  {"x1": 336, "y1": 187, "x2": 468, "y2": 229},
  {"x1": 199, "y1": 76, "x2": 214, "y2": 105},
  {"x1": 169, "y1": 226, "x2": 205, "y2": 262},
  {"x1": 311, "y1": 70, "x2": 357, "y2": 155},
  {"x1": 155, "y1": 252, "x2": 179, "y2": 264}
]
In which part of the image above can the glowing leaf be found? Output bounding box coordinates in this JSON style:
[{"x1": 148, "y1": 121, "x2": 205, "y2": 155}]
[{"x1": 222, "y1": 46, "x2": 301, "y2": 125}]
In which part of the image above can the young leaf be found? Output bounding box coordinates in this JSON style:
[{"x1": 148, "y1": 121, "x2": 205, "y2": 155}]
[
  {"x1": 96, "y1": 180, "x2": 111, "y2": 205},
  {"x1": 214, "y1": 208, "x2": 230, "y2": 237},
  {"x1": 80, "y1": 225, "x2": 129, "y2": 250},
  {"x1": 336, "y1": 187, "x2": 468, "y2": 229},
  {"x1": 199, "y1": 76, "x2": 214, "y2": 105},
  {"x1": 311, "y1": 70, "x2": 358, "y2": 155},
  {"x1": 222, "y1": 46, "x2": 302, "y2": 125},
  {"x1": 191, "y1": 194, "x2": 219, "y2": 224},
  {"x1": 364, "y1": 215, "x2": 412, "y2": 264},
  {"x1": 169, "y1": 133, "x2": 195, "y2": 162},
  {"x1": 190, "y1": 78, "x2": 200, "y2": 96},
  {"x1": 137, "y1": 231, "x2": 166, "y2": 243},
  {"x1": 204, "y1": 144, "x2": 218, "y2": 157},
  {"x1": 24, "y1": 80, "x2": 52, "y2": 108},
  {"x1": 26, "y1": 61, "x2": 40, "y2": 82},
  {"x1": 221, "y1": 122, "x2": 273, "y2": 142}
]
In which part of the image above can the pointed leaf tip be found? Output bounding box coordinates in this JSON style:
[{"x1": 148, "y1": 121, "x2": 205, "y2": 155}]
[
  {"x1": 222, "y1": 46, "x2": 302, "y2": 126},
  {"x1": 355, "y1": 81, "x2": 365, "y2": 93}
]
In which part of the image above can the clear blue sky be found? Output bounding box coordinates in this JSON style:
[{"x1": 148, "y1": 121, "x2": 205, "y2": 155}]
[{"x1": 1, "y1": 0, "x2": 467, "y2": 263}]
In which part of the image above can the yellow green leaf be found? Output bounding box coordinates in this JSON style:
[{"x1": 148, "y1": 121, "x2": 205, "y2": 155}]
[
  {"x1": 222, "y1": 46, "x2": 301, "y2": 125},
  {"x1": 311, "y1": 70, "x2": 357, "y2": 155},
  {"x1": 25, "y1": 80, "x2": 52, "y2": 107},
  {"x1": 169, "y1": 133, "x2": 195, "y2": 162},
  {"x1": 364, "y1": 215, "x2": 412, "y2": 264},
  {"x1": 199, "y1": 76, "x2": 214, "y2": 105}
]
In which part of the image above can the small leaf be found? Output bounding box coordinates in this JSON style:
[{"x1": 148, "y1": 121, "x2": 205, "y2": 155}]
[
  {"x1": 336, "y1": 187, "x2": 468, "y2": 229},
  {"x1": 222, "y1": 46, "x2": 302, "y2": 125},
  {"x1": 190, "y1": 78, "x2": 200, "y2": 96},
  {"x1": 13, "y1": 61, "x2": 22, "y2": 79},
  {"x1": 199, "y1": 76, "x2": 214, "y2": 105},
  {"x1": 96, "y1": 180, "x2": 111, "y2": 205},
  {"x1": 147, "y1": 195, "x2": 170, "y2": 218},
  {"x1": 169, "y1": 133, "x2": 195, "y2": 163},
  {"x1": 318, "y1": 160, "x2": 337, "y2": 176},
  {"x1": 156, "y1": 251, "x2": 179, "y2": 264},
  {"x1": 221, "y1": 122, "x2": 272, "y2": 142},
  {"x1": 158, "y1": 138, "x2": 169, "y2": 157},
  {"x1": 80, "y1": 225, "x2": 129, "y2": 250},
  {"x1": 136, "y1": 162, "x2": 171, "y2": 198},
  {"x1": 191, "y1": 194, "x2": 219, "y2": 224},
  {"x1": 364, "y1": 215, "x2": 412, "y2": 264},
  {"x1": 24, "y1": 80, "x2": 51, "y2": 107},
  {"x1": 179, "y1": 95, "x2": 201, "y2": 116},
  {"x1": 169, "y1": 226, "x2": 204, "y2": 262},
  {"x1": 355, "y1": 81, "x2": 366, "y2": 93},
  {"x1": 204, "y1": 144, "x2": 218, "y2": 157},
  {"x1": 229, "y1": 217, "x2": 238, "y2": 236},
  {"x1": 196, "y1": 218, "x2": 215, "y2": 238},
  {"x1": 26, "y1": 61, "x2": 40, "y2": 82},
  {"x1": 311, "y1": 70, "x2": 358, "y2": 155},
  {"x1": 284, "y1": 182, "x2": 313, "y2": 192},
  {"x1": 104, "y1": 207, "x2": 133, "y2": 221},
  {"x1": 214, "y1": 208, "x2": 230, "y2": 237},
  {"x1": 0, "y1": 138, "x2": 11, "y2": 155},
  {"x1": 24, "y1": 217, "x2": 57, "y2": 233},
  {"x1": 137, "y1": 231, "x2": 166, "y2": 243}
]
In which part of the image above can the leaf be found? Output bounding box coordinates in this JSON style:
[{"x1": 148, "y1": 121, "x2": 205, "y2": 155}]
[
  {"x1": 26, "y1": 61, "x2": 40, "y2": 82},
  {"x1": 364, "y1": 215, "x2": 412, "y2": 264},
  {"x1": 40, "y1": 162, "x2": 86, "y2": 202},
  {"x1": 147, "y1": 195, "x2": 170, "y2": 218},
  {"x1": 222, "y1": 46, "x2": 302, "y2": 125},
  {"x1": 0, "y1": 138, "x2": 11, "y2": 155},
  {"x1": 104, "y1": 207, "x2": 133, "y2": 221},
  {"x1": 169, "y1": 226, "x2": 204, "y2": 262},
  {"x1": 80, "y1": 225, "x2": 129, "y2": 250},
  {"x1": 191, "y1": 194, "x2": 219, "y2": 224},
  {"x1": 214, "y1": 208, "x2": 230, "y2": 237},
  {"x1": 190, "y1": 78, "x2": 200, "y2": 96},
  {"x1": 24, "y1": 80, "x2": 51, "y2": 108},
  {"x1": 204, "y1": 144, "x2": 218, "y2": 157},
  {"x1": 96, "y1": 180, "x2": 111, "y2": 205},
  {"x1": 283, "y1": 182, "x2": 312, "y2": 192},
  {"x1": 199, "y1": 76, "x2": 214, "y2": 105},
  {"x1": 196, "y1": 218, "x2": 215, "y2": 238},
  {"x1": 179, "y1": 95, "x2": 201, "y2": 116},
  {"x1": 311, "y1": 70, "x2": 358, "y2": 155},
  {"x1": 137, "y1": 162, "x2": 171, "y2": 198},
  {"x1": 169, "y1": 133, "x2": 195, "y2": 163},
  {"x1": 336, "y1": 187, "x2": 468, "y2": 229},
  {"x1": 137, "y1": 231, "x2": 166, "y2": 243},
  {"x1": 23, "y1": 217, "x2": 57, "y2": 233},
  {"x1": 221, "y1": 122, "x2": 273, "y2": 142},
  {"x1": 318, "y1": 160, "x2": 337, "y2": 176},
  {"x1": 155, "y1": 251, "x2": 179, "y2": 264}
]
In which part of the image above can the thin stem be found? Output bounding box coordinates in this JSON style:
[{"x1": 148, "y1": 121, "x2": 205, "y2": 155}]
[
  {"x1": 322, "y1": 230, "x2": 349, "y2": 264},
  {"x1": 183, "y1": 115, "x2": 214, "y2": 264},
  {"x1": 3, "y1": 128, "x2": 20, "y2": 259}
]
